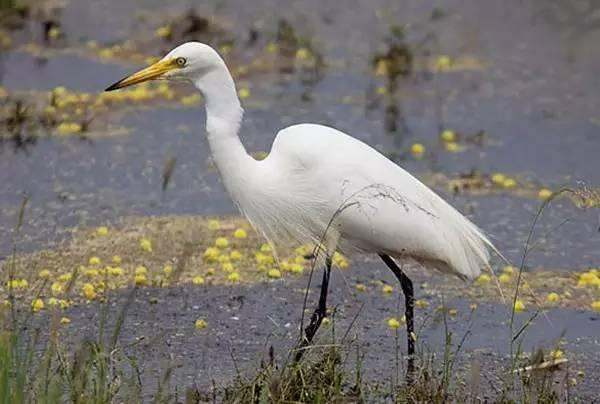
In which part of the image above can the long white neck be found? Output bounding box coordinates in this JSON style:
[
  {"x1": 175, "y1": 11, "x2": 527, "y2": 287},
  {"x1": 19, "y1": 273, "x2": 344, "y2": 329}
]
[{"x1": 193, "y1": 65, "x2": 255, "y2": 203}]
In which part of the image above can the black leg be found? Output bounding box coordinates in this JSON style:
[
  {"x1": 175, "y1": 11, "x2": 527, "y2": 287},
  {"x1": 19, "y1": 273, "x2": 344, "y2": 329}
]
[
  {"x1": 380, "y1": 253, "x2": 415, "y2": 382},
  {"x1": 295, "y1": 256, "x2": 332, "y2": 362}
]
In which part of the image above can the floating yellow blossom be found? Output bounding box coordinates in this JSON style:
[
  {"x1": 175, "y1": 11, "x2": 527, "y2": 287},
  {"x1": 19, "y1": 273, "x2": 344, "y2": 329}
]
[
  {"x1": 266, "y1": 42, "x2": 278, "y2": 53},
  {"x1": 355, "y1": 283, "x2": 367, "y2": 292},
  {"x1": 546, "y1": 292, "x2": 560, "y2": 303},
  {"x1": 140, "y1": 238, "x2": 153, "y2": 252},
  {"x1": 203, "y1": 247, "x2": 220, "y2": 262},
  {"x1": 218, "y1": 254, "x2": 231, "y2": 263},
  {"x1": 227, "y1": 272, "x2": 240, "y2": 282},
  {"x1": 435, "y1": 55, "x2": 452, "y2": 71},
  {"x1": 387, "y1": 317, "x2": 402, "y2": 329},
  {"x1": 577, "y1": 271, "x2": 600, "y2": 288},
  {"x1": 60, "y1": 317, "x2": 71, "y2": 325},
  {"x1": 135, "y1": 274, "x2": 148, "y2": 286},
  {"x1": 109, "y1": 266, "x2": 123, "y2": 276},
  {"x1": 410, "y1": 143, "x2": 425, "y2": 158},
  {"x1": 550, "y1": 349, "x2": 564, "y2": 360},
  {"x1": 514, "y1": 299, "x2": 526, "y2": 313},
  {"x1": 192, "y1": 276, "x2": 205, "y2": 285},
  {"x1": 321, "y1": 317, "x2": 331, "y2": 325},
  {"x1": 290, "y1": 263, "x2": 304, "y2": 274},
  {"x1": 206, "y1": 268, "x2": 215, "y2": 276},
  {"x1": 58, "y1": 273, "x2": 72, "y2": 282},
  {"x1": 38, "y1": 269, "x2": 51, "y2": 279},
  {"x1": 135, "y1": 266, "x2": 148, "y2": 276},
  {"x1": 382, "y1": 285, "x2": 394, "y2": 294},
  {"x1": 215, "y1": 237, "x2": 229, "y2": 248},
  {"x1": 503, "y1": 178, "x2": 517, "y2": 189},
  {"x1": 163, "y1": 264, "x2": 173, "y2": 276},
  {"x1": 499, "y1": 273, "x2": 511, "y2": 284},
  {"x1": 85, "y1": 269, "x2": 99, "y2": 278},
  {"x1": 440, "y1": 129, "x2": 456, "y2": 142},
  {"x1": 56, "y1": 122, "x2": 82, "y2": 135},
  {"x1": 295, "y1": 47, "x2": 311, "y2": 60},
  {"x1": 415, "y1": 299, "x2": 429, "y2": 309},
  {"x1": 208, "y1": 219, "x2": 220, "y2": 230},
  {"x1": 538, "y1": 188, "x2": 553, "y2": 200},
  {"x1": 155, "y1": 25, "x2": 171, "y2": 39},
  {"x1": 195, "y1": 318, "x2": 207, "y2": 329},
  {"x1": 260, "y1": 243, "x2": 272, "y2": 253},
  {"x1": 96, "y1": 226, "x2": 109, "y2": 236},
  {"x1": 491, "y1": 173, "x2": 506, "y2": 186},
  {"x1": 51, "y1": 282, "x2": 63, "y2": 295},
  {"x1": 267, "y1": 269, "x2": 282, "y2": 279},
  {"x1": 181, "y1": 94, "x2": 201, "y2": 106},
  {"x1": 112, "y1": 255, "x2": 122, "y2": 264},
  {"x1": 89, "y1": 256, "x2": 101, "y2": 266},
  {"x1": 233, "y1": 228, "x2": 247, "y2": 239},
  {"x1": 230, "y1": 250, "x2": 243, "y2": 261},
  {"x1": 238, "y1": 87, "x2": 250, "y2": 99},
  {"x1": 48, "y1": 297, "x2": 59, "y2": 306},
  {"x1": 448, "y1": 308, "x2": 458, "y2": 316},
  {"x1": 222, "y1": 262, "x2": 234, "y2": 273},
  {"x1": 32, "y1": 299, "x2": 45, "y2": 312},
  {"x1": 82, "y1": 283, "x2": 97, "y2": 300},
  {"x1": 7, "y1": 279, "x2": 28, "y2": 289},
  {"x1": 445, "y1": 142, "x2": 461, "y2": 153},
  {"x1": 591, "y1": 301, "x2": 600, "y2": 312},
  {"x1": 476, "y1": 274, "x2": 491, "y2": 285},
  {"x1": 59, "y1": 299, "x2": 70, "y2": 309},
  {"x1": 503, "y1": 265, "x2": 516, "y2": 275}
]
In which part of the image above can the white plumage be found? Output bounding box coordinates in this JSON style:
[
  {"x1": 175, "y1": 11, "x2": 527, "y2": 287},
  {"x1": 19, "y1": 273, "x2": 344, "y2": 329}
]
[{"x1": 107, "y1": 41, "x2": 499, "y2": 281}]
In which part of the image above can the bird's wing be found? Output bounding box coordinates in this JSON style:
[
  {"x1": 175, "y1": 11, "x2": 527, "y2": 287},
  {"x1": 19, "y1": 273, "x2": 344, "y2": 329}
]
[{"x1": 266, "y1": 123, "x2": 498, "y2": 280}]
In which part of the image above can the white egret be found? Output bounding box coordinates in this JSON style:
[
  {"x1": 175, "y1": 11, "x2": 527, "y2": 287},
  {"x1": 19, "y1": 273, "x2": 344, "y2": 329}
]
[{"x1": 106, "y1": 42, "x2": 500, "y2": 378}]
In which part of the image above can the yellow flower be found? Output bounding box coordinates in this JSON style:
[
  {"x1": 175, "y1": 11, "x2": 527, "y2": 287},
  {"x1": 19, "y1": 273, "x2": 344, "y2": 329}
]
[
  {"x1": 233, "y1": 228, "x2": 247, "y2": 239},
  {"x1": 294, "y1": 245, "x2": 310, "y2": 256},
  {"x1": 445, "y1": 142, "x2": 461, "y2": 153},
  {"x1": 448, "y1": 308, "x2": 458, "y2": 317},
  {"x1": 382, "y1": 285, "x2": 394, "y2": 294},
  {"x1": 59, "y1": 299, "x2": 70, "y2": 309},
  {"x1": 203, "y1": 247, "x2": 220, "y2": 262},
  {"x1": 230, "y1": 250, "x2": 243, "y2": 261},
  {"x1": 206, "y1": 268, "x2": 215, "y2": 276},
  {"x1": 321, "y1": 317, "x2": 331, "y2": 325},
  {"x1": 355, "y1": 283, "x2": 367, "y2": 292},
  {"x1": 227, "y1": 272, "x2": 240, "y2": 282},
  {"x1": 376, "y1": 86, "x2": 387, "y2": 95},
  {"x1": 135, "y1": 266, "x2": 148, "y2": 276},
  {"x1": 82, "y1": 283, "x2": 97, "y2": 300},
  {"x1": 514, "y1": 299, "x2": 526, "y2": 313},
  {"x1": 476, "y1": 274, "x2": 491, "y2": 285},
  {"x1": 51, "y1": 282, "x2": 63, "y2": 295},
  {"x1": 502, "y1": 265, "x2": 516, "y2": 275},
  {"x1": 38, "y1": 269, "x2": 51, "y2": 279},
  {"x1": 163, "y1": 264, "x2": 173, "y2": 276},
  {"x1": 550, "y1": 349, "x2": 564, "y2": 360},
  {"x1": 283, "y1": 263, "x2": 299, "y2": 274},
  {"x1": 218, "y1": 254, "x2": 231, "y2": 263},
  {"x1": 60, "y1": 317, "x2": 71, "y2": 325},
  {"x1": 32, "y1": 299, "x2": 45, "y2": 312},
  {"x1": 499, "y1": 273, "x2": 511, "y2": 284},
  {"x1": 267, "y1": 269, "x2": 282, "y2": 279},
  {"x1": 48, "y1": 297, "x2": 59, "y2": 306},
  {"x1": 56, "y1": 122, "x2": 82, "y2": 135},
  {"x1": 590, "y1": 300, "x2": 600, "y2": 312},
  {"x1": 435, "y1": 55, "x2": 452, "y2": 71},
  {"x1": 7, "y1": 279, "x2": 28, "y2": 289},
  {"x1": 238, "y1": 87, "x2": 251, "y2": 99},
  {"x1": 503, "y1": 178, "x2": 517, "y2": 189},
  {"x1": 266, "y1": 42, "x2": 278, "y2": 53},
  {"x1": 180, "y1": 94, "x2": 201, "y2": 106},
  {"x1": 108, "y1": 266, "x2": 123, "y2": 276},
  {"x1": 192, "y1": 276, "x2": 205, "y2": 285},
  {"x1": 491, "y1": 173, "x2": 506, "y2": 185},
  {"x1": 577, "y1": 271, "x2": 600, "y2": 288},
  {"x1": 295, "y1": 47, "x2": 311, "y2": 60},
  {"x1": 260, "y1": 243, "x2": 272, "y2": 253},
  {"x1": 546, "y1": 292, "x2": 560, "y2": 303},
  {"x1": 415, "y1": 299, "x2": 429, "y2": 309},
  {"x1": 96, "y1": 226, "x2": 109, "y2": 236},
  {"x1": 89, "y1": 256, "x2": 101, "y2": 266},
  {"x1": 410, "y1": 143, "x2": 425, "y2": 158},
  {"x1": 140, "y1": 238, "x2": 153, "y2": 252},
  {"x1": 112, "y1": 255, "x2": 122, "y2": 264},
  {"x1": 85, "y1": 269, "x2": 99, "y2": 278},
  {"x1": 195, "y1": 319, "x2": 207, "y2": 329},
  {"x1": 440, "y1": 129, "x2": 456, "y2": 142},
  {"x1": 134, "y1": 274, "x2": 148, "y2": 286},
  {"x1": 222, "y1": 262, "x2": 234, "y2": 273},
  {"x1": 255, "y1": 252, "x2": 274, "y2": 266},
  {"x1": 387, "y1": 317, "x2": 402, "y2": 329},
  {"x1": 215, "y1": 237, "x2": 229, "y2": 248},
  {"x1": 208, "y1": 219, "x2": 220, "y2": 230},
  {"x1": 58, "y1": 273, "x2": 72, "y2": 282},
  {"x1": 155, "y1": 25, "x2": 171, "y2": 38},
  {"x1": 538, "y1": 188, "x2": 552, "y2": 200}
]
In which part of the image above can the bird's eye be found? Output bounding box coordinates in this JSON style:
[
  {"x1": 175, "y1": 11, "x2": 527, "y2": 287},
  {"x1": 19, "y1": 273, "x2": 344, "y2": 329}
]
[{"x1": 175, "y1": 57, "x2": 187, "y2": 67}]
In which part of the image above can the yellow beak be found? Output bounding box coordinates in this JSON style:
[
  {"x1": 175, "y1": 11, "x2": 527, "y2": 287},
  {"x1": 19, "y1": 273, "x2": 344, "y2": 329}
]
[{"x1": 105, "y1": 59, "x2": 176, "y2": 91}]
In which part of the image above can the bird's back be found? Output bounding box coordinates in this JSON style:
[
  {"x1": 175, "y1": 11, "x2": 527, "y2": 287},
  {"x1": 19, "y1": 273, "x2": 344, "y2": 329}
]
[{"x1": 250, "y1": 124, "x2": 496, "y2": 280}]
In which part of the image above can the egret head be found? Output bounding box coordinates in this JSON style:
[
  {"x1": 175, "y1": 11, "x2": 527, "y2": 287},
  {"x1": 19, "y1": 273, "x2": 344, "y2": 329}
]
[{"x1": 105, "y1": 42, "x2": 225, "y2": 91}]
